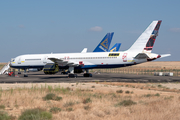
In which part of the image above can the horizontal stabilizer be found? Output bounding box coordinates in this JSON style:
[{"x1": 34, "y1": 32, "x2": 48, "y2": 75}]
[
  {"x1": 160, "y1": 54, "x2": 171, "y2": 58},
  {"x1": 134, "y1": 53, "x2": 149, "y2": 59}
]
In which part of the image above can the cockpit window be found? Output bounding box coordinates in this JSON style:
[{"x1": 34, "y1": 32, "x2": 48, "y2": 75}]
[{"x1": 11, "y1": 58, "x2": 15, "y2": 62}]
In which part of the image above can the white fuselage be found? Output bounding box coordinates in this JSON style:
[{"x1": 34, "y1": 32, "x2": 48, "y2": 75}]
[{"x1": 10, "y1": 51, "x2": 150, "y2": 70}]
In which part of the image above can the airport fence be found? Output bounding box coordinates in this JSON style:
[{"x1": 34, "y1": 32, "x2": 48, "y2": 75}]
[{"x1": 90, "y1": 67, "x2": 180, "y2": 77}]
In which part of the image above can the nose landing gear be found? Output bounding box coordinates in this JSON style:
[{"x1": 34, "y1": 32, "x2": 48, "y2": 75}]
[{"x1": 24, "y1": 69, "x2": 28, "y2": 77}]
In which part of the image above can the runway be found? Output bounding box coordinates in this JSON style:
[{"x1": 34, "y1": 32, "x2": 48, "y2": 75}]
[{"x1": 0, "y1": 71, "x2": 180, "y2": 83}]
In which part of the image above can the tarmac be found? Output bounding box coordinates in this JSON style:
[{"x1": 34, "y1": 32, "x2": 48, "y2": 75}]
[{"x1": 0, "y1": 71, "x2": 180, "y2": 83}]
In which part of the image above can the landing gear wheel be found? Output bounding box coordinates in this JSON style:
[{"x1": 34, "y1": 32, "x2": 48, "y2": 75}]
[
  {"x1": 24, "y1": 74, "x2": 28, "y2": 77},
  {"x1": 83, "y1": 73, "x2": 92, "y2": 77},
  {"x1": 68, "y1": 74, "x2": 77, "y2": 78},
  {"x1": 61, "y1": 71, "x2": 68, "y2": 74}
]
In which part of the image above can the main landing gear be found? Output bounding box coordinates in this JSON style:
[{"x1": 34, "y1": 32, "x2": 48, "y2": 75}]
[
  {"x1": 83, "y1": 73, "x2": 92, "y2": 77},
  {"x1": 18, "y1": 69, "x2": 21, "y2": 74},
  {"x1": 67, "y1": 67, "x2": 92, "y2": 78},
  {"x1": 68, "y1": 73, "x2": 77, "y2": 78},
  {"x1": 83, "y1": 69, "x2": 92, "y2": 77},
  {"x1": 68, "y1": 67, "x2": 77, "y2": 78},
  {"x1": 24, "y1": 69, "x2": 28, "y2": 77}
]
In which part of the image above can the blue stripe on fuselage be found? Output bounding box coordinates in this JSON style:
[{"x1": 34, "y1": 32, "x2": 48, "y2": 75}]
[{"x1": 10, "y1": 64, "x2": 135, "y2": 70}]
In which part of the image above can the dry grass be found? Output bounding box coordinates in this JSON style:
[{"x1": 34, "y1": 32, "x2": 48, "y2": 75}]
[
  {"x1": 135, "y1": 61, "x2": 180, "y2": 69},
  {"x1": 90, "y1": 61, "x2": 180, "y2": 76},
  {"x1": 0, "y1": 83, "x2": 180, "y2": 120},
  {"x1": 0, "y1": 63, "x2": 6, "y2": 70},
  {"x1": 101, "y1": 82, "x2": 180, "y2": 93}
]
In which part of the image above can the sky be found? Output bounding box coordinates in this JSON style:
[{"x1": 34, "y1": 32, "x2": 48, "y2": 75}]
[{"x1": 0, "y1": 0, "x2": 180, "y2": 62}]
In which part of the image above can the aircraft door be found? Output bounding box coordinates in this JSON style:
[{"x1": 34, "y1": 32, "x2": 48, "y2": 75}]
[
  {"x1": 18, "y1": 57, "x2": 21, "y2": 64},
  {"x1": 43, "y1": 56, "x2": 48, "y2": 64}
]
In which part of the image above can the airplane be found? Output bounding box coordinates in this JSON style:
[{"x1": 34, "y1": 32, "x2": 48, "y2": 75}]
[
  {"x1": 91, "y1": 32, "x2": 121, "y2": 52},
  {"x1": 16, "y1": 32, "x2": 116, "y2": 74},
  {"x1": 93, "y1": 32, "x2": 114, "y2": 52},
  {"x1": 81, "y1": 43, "x2": 121, "y2": 53},
  {"x1": 10, "y1": 20, "x2": 170, "y2": 78},
  {"x1": 49, "y1": 42, "x2": 121, "y2": 75},
  {"x1": 81, "y1": 32, "x2": 114, "y2": 53},
  {"x1": 108, "y1": 43, "x2": 121, "y2": 52}
]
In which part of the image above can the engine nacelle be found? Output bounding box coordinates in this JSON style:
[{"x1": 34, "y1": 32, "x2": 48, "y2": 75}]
[{"x1": 43, "y1": 63, "x2": 59, "y2": 74}]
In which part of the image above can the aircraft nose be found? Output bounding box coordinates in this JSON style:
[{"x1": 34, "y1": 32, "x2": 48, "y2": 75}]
[{"x1": 10, "y1": 58, "x2": 15, "y2": 67}]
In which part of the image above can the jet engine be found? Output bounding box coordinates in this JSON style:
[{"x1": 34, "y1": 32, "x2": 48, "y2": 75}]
[{"x1": 43, "y1": 63, "x2": 59, "y2": 74}]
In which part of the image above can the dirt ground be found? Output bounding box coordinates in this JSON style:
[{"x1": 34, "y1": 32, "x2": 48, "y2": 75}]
[
  {"x1": 0, "y1": 82, "x2": 180, "y2": 94},
  {"x1": 1, "y1": 82, "x2": 180, "y2": 100},
  {"x1": 1, "y1": 82, "x2": 180, "y2": 120},
  {"x1": 1, "y1": 62, "x2": 180, "y2": 119},
  {"x1": 132, "y1": 61, "x2": 180, "y2": 69}
]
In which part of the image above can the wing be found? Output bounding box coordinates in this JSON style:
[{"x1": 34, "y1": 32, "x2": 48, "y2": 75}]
[{"x1": 48, "y1": 57, "x2": 80, "y2": 67}]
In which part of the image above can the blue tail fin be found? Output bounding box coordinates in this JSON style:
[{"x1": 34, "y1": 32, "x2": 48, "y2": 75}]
[
  {"x1": 93, "y1": 32, "x2": 114, "y2": 52},
  {"x1": 108, "y1": 43, "x2": 121, "y2": 52}
]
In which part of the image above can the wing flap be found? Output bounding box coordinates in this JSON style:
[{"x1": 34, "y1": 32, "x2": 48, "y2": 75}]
[{"x1": 48, "y1": 57, "x2": 79, "y2": 67}]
